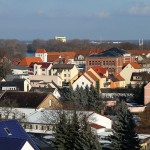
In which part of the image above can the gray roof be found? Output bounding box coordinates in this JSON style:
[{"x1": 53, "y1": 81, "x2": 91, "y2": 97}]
[
  {"x1": 11, "y1": 65, "x2": 28, "y2": 70},
  {"x1": 30, "y1": 87, "x2": 56, "y2": 93},
  {"x1": 51, "y1": 64, "x2": 74, "y2": 69},
  {"x1": 101, "y1": 88, "x2": 134, "y2": 93},
  {"x1": 88, "y1": 47, "x2": 129, "y2": 58}
]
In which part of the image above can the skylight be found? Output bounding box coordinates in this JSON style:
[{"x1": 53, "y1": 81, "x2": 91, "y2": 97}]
[{"x1": 4, "y1": 128, "x2": 12, "y2": 135}]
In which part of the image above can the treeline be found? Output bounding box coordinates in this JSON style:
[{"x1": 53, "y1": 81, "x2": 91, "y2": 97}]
[{"x1": 0, "y1": 38, "x2": 150, "y2": 58}]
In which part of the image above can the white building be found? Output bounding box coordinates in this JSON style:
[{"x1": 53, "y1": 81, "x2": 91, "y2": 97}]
[{"x1": 35, "y1": 49, "x2": 48, "y2": 62}]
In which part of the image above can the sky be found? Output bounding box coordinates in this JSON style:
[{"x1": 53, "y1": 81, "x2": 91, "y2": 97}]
[{"x1": 0, "y1": 0, "x2": 150, "y2": 41}]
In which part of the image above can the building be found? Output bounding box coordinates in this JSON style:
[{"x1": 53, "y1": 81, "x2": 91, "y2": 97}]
[
  {"x1": 144, "y1": 82, "x2": 150, "y2": 105},
  {"x1": 86, "y1": 47, "x2": 135, "y2": 74},
  {"x1": 0, "y1": 78, "x2": 31, "y2": 92},
  {"x1": 28, "y1": 62, "x2": 52, "y2": 75},
  {"x1": 55, "y1": 36, "x2": 66, "y2": 42},
  {"x1": 0, "y1": 120, "x2": 39, "y2": 150},
  {"x1": 119, "y1": 62, "x2": 143, "y2": 86},
  {"x1": 19, "y1": 57, "x2": 43, "y2": 67},
  {"x1": 35, "y1": 49, "x2": 48, "y2": 62},
  {"x1": 0, "y1": 91, "x2": 62, "y2": 109},
  {"x1": 50, "y1": 64, "x2": 79, "y2": 83}
]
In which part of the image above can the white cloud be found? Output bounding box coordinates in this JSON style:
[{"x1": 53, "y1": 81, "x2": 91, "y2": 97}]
[
  {"x1": 94, "y1": 11, "x2": 110, "y2": 18},
  {"x1": 129, "y1": 5, "x2": 150, "y2": 15}
]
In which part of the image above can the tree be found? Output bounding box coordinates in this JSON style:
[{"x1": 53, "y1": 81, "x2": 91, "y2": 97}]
[
  {"x1": 75, "y1": 115, "x2": 101, "y2": 150},
  {"x1": 54, "y1": 112, "x2": 69, "y2": 150},
  {"x1": 110, "y1": 100, "x2": 141, "y2": 150},
  {"x1": 54, "y1": 111, "x2": 101, "y2": 150}
]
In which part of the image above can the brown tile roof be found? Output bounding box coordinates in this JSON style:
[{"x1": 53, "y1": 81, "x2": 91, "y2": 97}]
[
  {"x1": 51, "y1": 64, "x2": 75, "y2": 69},
  {"x1": 47, "y1": 51, "x2": 76, "y2": 59},
  {"x1": 0, "y1": 91, "x2": 49, "y2": 108},
  {"x1": 86, "y1": 71, "x2": 99, "y2": 81},
  {"x1": 92, "y1": 66, "x2": 107, "y2": 74},
  {"x1": 130, "y1": 62, "x2": 142, "y2": 69},
  {"x1": 36, "y1": 49, "x2": 47, "y2": 53},
  {"x1": 114, "y1": 74, "x2": 125, "y2": 81},
  {"x1": 11, "y1": 58, "x2": 21, "y2": 65},
  {"x1": 19, "y1": 57, "x2": 43, "y2": 66},
  {"x1": 127, "y1": 50, "x2": 150, "y2": 55},
  {"x1": 90, "y1": 123, "x2": 105, "y2": 129}
]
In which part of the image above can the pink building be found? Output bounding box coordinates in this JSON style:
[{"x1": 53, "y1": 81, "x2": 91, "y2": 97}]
[{"x1": 144, "y1": 82, "x2": 150, "y2": 105}]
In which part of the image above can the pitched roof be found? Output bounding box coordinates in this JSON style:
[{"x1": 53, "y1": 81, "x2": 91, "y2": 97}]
[
  {"x1": 19, "y1": 57, "x2": 43, "y2": 66},
  {"x1": 110, "y1": 74, "x2": 125, "y2": 82},
  {"x1": 29, "y1": 62, "x2": 52, "y2": 69},
  {"x1": 88, "y1": 47, "x2": 129, "y2": 58},
  {"x1": 35, "y1": 49, "x2": 47, "y2": 53},
  {"x1": 0, "y1": 120, "x2": 39, "y2": 150},
  {"x1": 92, "y1": 66, "x2": 107, "y2": 74},
  {"x1": 0, "y1": 91, "x2": 49, "y2": 108},
  {"x1": 30, "y1": 87, "x2": 56, "y2": 93},
  {"x1": 86, "y1": 71, "x2": 99, "y2": 81},
  {"x1": 130, "y1": 62, "x2": 142, "y2": 69},
  {"x1": 51, "y1": 64, "x2": 75, "y2": 69},
  {"x1": 47, "y1": 51, "x2": 75, "y2": 59}
]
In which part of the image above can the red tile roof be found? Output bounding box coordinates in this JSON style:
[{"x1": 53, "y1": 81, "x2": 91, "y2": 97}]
[
  {"x1": 47, "y1": 51, "x2": 76, "y2": 59},
  {"x1": 36, "y1": 49, "x2": 47, "y2": 53},
  {"x1": 92, "y1": 66, "x2": 107, "y2": 74},
  {"x1": 130, "y1": 62, "x2": 142, "y2": 69},
  {"x1": 19, "y1": 57, "x2": 43, "y2": 66},
  {"x1": 90, "y1": 123, "x2": 105, "y2": 129},
  {"x1": 86, "y1": 71, "x2": 99, "y2": 81}
]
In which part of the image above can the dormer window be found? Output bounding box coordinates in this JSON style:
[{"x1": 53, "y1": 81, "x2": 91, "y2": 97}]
[{"x1": 4, "y1": 128, "x2": 12, "y2": 135}]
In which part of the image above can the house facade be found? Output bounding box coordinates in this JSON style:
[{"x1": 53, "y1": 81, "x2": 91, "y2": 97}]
[
  {"x1": 72, "y1": 74, "x2": 92, "y2": 90},
  {"x1": 119, "y1": 62, "x2": 143, "y2": 86},
  {"x1": 28, "y1": 62, "x2": 52, "y2": 75},
  {"x1": 50, "y1": 64, "x2": 79, "y2": 83}
]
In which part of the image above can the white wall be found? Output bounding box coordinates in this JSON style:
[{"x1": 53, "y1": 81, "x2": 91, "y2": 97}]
[
  {"x1": 88, "y1": 113, "x2": 112, "y2": 129},
  {"x1": 29, "y1": 75, "x2": 62, "y2": 87},
  {"x1": 72, "y1": 75, "x2": 92, "y2": 90},
  {"x1": 21, "y1": 141, "x2": 34, "y2": 150}
]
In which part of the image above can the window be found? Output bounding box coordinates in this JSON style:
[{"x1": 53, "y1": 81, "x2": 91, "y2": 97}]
[
  {"x1": 68, "y1": 74, "x2": 70, "y2": 77},
  {"x1": 98, "y1": 61, "x2": 101, "y2": 65},
  {"x1": 64, "y1": 74, "x2": 66, "y2": 77},
  {"x1": 103, "y1": 61, "x2": 105, "y2": 65},
  {"x1": 82, "y1": 82, "x2": 84, "y2": 85},
  {"x1": 49, "y1": 100, "x2": 52, "y2": 107},
  {"x1": 42, "y1": 69, "x2": 45, "y2": 71},
  {"x1": 4, "y1": 128, "x2": 12, "y2": 135},
  {"x1": 106, "y1": 61, "x2": 108, "y2": 66},
  {"x1": 92, "y1": 61, "x2": 94, "y2": 65},
  {"x1": 89, "y1": 61, "x2": 91, "y2": 65}
]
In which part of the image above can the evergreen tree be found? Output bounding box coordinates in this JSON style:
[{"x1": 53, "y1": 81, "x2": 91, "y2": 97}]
[
  {"x1": 54, "y1": 112, "x2": 69, "y2": 150},
  {"x1": 75, "y1": 115, "x2": 101, "y2": 150},
  {"x1": 54, "y1": 111, "x2": 101, "y2": 150},
  {"x1": 110, "y1": 101, "x2": 141, "y2": 150}
]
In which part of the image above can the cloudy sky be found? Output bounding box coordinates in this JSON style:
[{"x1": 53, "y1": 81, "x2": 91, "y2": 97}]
[{"x1": 0, "y1": 0, "x2": 150, "y2": 40}]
